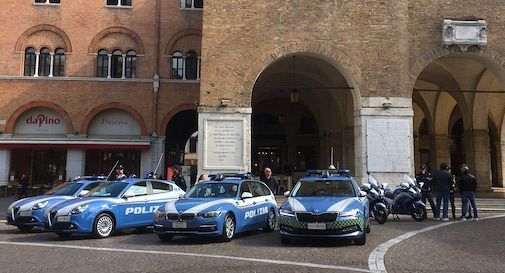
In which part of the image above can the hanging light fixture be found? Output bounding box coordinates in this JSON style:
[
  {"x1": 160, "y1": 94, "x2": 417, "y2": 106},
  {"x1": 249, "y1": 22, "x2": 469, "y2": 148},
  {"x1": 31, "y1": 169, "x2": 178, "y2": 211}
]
[{"x1": 290, "y1": 55, "x2": 299, "y2": 103}]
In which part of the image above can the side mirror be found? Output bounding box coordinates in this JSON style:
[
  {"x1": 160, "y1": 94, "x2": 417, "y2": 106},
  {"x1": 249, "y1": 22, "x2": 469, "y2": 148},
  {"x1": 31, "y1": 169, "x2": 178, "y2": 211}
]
[
  {"x1": 77, "y1": 190, "x2": 89, "y2": 197},
  {"x1": 122, "y1": 191, "x2": 135, "y2": 199},
  {"x1": 359, "y1": 191, "x2": 367, "y2": 197},
  {"x1": 283, "y1": 191, "x2": 290, "y2": 197},
  {"x1": 241, "y1": 192, "x2": 253, "y2": 199}
]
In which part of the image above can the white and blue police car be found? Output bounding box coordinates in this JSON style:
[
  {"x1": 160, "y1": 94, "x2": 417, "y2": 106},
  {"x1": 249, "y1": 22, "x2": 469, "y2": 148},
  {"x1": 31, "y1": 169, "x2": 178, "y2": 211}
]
[
  {"x1": 153, "y1": 173, "x2": 278, "y2": 242},
  {"x1": 6, "y1": 177, "x2": 107, "y2": 232},
  {"x1": 43, "y1": 178, "x2": 183, "y2": 238},
  {"x1": 279, "y1": 169, "x2": 370, "y2": 245}
]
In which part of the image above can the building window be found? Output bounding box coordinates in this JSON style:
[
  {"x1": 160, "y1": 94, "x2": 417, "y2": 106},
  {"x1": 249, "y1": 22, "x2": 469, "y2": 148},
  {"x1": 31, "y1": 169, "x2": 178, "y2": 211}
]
[
  {"x1": 24, "y1": 47, "x2": 36, "y2": 76},
  {"x1": 181, "y1": 0, "x2": 203, "y2": 9},
  {"x1": 171, "y1": 51, "x2": 184, "y2": 79},
  {"x1": 185, "y1": 51, "x2": 198, "y2": 80},
  {"x1": 97, "y1": 49, "x2": 109, "y2": 78},
  {"x1": 53, "y1": 48, "x2": 65, "y2": 77},
  {"x1": 39, "y1": 48, "x2": 51, "y2": 77},
  {"x1": 111, "y1": 50, "x2": 123, "y2": 78},
  {"x1": 170, "y1": 51, "x2": 200, "y2": 80},
  {"x1": 106, "y1": 0, "x2": 132, "y2": 7},
  {"x1": 34, "y1": 0, "x2": 61, "y2": 4},
  {"x1": 125, "y1": 50, "x2": 136, "y2": 79}
]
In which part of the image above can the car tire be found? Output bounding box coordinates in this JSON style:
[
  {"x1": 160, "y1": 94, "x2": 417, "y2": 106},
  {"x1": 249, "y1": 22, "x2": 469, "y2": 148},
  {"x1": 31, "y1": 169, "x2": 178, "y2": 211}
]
[
  {"x1": 16, "y1": 225, "x2": 33, "y2": 232},
  {"x1": 93, "y1": 213, "x2": 115, "y2": 238},
  {"x1": 354, "y1": 231, "x2": 366, "y2": 245},
  {"x1": 158, "y1": 233, "x2": 174, "y2": 242},
  {"x1": 366, "y1": 223, "x2": 371, "y2": 233},
  {"x1": 220, "y1": 213, "x2": 235, "y2": 242},
  {"x1": 264, "y1": 208, "x2": 276, "y2": 232},
  {"x1": 280, "y1": 235, "x2": 291, "y2": 244}
]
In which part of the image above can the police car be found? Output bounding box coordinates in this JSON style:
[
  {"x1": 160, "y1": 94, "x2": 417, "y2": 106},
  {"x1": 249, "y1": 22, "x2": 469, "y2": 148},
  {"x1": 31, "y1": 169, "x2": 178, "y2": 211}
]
[
  {"x1": 43, "y1": 178, "x2": 183, "y2": 238},
  {"x1": 279, "y1": 169, "x2": 370, "y2": 245},
  {"x1": 153, "y1": 173, "x2": 278, "y2": 242},
  {"x1": 6, "y1": 177, "x2": 107, "y2": 232}
]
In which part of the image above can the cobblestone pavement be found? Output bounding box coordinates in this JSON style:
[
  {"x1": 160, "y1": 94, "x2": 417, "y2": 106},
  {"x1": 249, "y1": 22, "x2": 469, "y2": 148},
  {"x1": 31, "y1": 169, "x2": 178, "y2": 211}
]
[{"x1": 0, "y1": 212, "x2": 504, "y2": 273}]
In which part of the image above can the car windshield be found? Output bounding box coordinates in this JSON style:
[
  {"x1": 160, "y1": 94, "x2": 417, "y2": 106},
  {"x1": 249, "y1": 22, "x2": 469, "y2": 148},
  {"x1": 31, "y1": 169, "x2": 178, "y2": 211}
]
[
  {"x1": 185, "y1": 183, "x2": 239, "y2": 198},
  {"x1": 46, "y1": 183, "x2": 83, "y2": 196},
  {"x1": 291, "y1": 180, "x2": 356, "y2": 197},
  {"x1": 85, "y1": 182, "x2": 128, "y2": 198}
]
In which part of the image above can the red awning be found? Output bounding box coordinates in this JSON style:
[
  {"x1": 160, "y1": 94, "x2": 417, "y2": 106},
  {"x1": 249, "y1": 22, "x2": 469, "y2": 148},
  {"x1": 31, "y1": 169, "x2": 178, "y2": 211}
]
[{"x1": 0, "y1": 140, "x2": 151, "y2": 150}]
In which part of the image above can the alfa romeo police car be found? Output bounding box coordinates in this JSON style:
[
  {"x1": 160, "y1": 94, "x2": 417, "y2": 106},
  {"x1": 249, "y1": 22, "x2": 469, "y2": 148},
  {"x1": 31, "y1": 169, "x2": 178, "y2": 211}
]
[
  {"x1": 43, "y1": 178, "x2": 183, "y2": 238},
  {"x1": 154, "y1": 173, "x2": 278, "y2": 242},
  {"x1": 279, "y1": 169, "x2": 370, "y2": 245},
  {"x1": 6, "y1": 177, "x2": 106, "y2": 232}
]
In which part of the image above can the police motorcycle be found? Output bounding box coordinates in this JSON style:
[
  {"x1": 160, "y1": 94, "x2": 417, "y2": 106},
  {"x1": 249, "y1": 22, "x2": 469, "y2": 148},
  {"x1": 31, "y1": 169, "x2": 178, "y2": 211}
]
[
  {"x1": 383, "y1": 175, "x2": 427, "y2": 221},
  {"x1": 360, "y1": 175, "x2": 389, "y2": 224}
]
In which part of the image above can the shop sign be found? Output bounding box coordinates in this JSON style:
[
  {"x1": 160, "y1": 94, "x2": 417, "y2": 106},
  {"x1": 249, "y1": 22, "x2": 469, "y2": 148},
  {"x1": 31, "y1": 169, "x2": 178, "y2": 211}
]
[
  {"x1": 88, "y1": 109, "x2": 140, "y2": 136},
  {"x1": 14, "y1": 108, "x2": 66, "y2": 135}
]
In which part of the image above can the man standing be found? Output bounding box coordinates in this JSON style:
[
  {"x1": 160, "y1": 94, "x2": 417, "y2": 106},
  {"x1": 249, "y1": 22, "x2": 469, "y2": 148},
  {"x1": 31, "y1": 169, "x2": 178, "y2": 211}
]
[
  {"x1": 458, "y1": 164, "x2": 479, "y2": 221},
  {"x1": 416, "y1": 164, "x2": 436, "y2": 217},
  {"x1": 115, "y1": 165, "x2": 127, "y2": 180},
  {"x1": 261, "y1": 167, "x2": 278, "y2": 195},
  {"x1": 432, "y1": 163, "x2": 452, "y2": 221}
]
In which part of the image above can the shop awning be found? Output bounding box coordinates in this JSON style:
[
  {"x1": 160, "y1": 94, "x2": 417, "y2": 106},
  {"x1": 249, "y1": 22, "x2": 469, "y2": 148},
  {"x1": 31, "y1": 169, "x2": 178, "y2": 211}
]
[{"x1": 0, "y1": 139, "x2": 151, "y2": 150}]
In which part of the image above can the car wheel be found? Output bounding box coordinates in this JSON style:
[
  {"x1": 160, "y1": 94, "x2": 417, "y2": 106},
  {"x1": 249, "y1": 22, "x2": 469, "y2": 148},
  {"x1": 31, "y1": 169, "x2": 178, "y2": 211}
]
[
  {"x1": 264, "y1": 209, "x2": 276, "y2": 232},
  {"x1": 220, "y1": 213, "x2": 235, "y2": 242},
  {"x1": 280, "y1": 235, "x2": 291, "y2": 244},
  {"x1": 93, "y1": 213, "x2": 115, "y2": 238},
  {"x1": 354, "y1": 231, "x2": 366, "y2": 245},
  {"x1": 16, "y1": 225, "x2": 33, "y2": 232},
  {"x1": 158, "y1": 233, "x2": 174, "y2": 242}
]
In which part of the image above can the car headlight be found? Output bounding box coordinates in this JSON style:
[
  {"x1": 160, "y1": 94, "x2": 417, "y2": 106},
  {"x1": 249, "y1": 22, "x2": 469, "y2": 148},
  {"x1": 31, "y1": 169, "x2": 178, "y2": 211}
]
[
  {"x1": 32, "y1": 201, "x2": 49, "y2": 210},
  {"x1": 70, "y1": 204, "x2": 89, "y2": 215},
  {"x1": 198, "y1": 211, "x2": 222, "y2": 218},
  {"x1": 339, "y1": 209, "x2": 362, "y2": 217},
  {"x1": 155, "y1": 210, "x2": 166, "y2": 219},
  {"x1": 279, "y1": 208, "x2": 295, "y2": 217}
]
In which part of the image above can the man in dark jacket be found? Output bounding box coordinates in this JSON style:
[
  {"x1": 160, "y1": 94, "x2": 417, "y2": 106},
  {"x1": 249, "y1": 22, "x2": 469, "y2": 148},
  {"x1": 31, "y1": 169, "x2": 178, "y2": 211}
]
[
  {"x1": 432, "y1": 163, "x2": 453, "y2": 220},
  {"x1": 458, "y1": 164, "x2": 478, "y2": 221},
  {"x1": 416, "y1": 164, "x2": 436, "y2": 216},
  {"x1": 260, "y1": 167, "x2": 278, "y2": 195}
]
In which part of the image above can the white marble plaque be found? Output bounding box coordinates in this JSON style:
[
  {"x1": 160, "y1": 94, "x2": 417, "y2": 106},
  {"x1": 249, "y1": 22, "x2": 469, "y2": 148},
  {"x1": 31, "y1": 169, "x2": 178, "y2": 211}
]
[
  {"x1": 204, "y1": 119, "x2": 244, "y2": 169},
  {"x1": 366, "y1": 119, "x2": 411, "y2": 172}
]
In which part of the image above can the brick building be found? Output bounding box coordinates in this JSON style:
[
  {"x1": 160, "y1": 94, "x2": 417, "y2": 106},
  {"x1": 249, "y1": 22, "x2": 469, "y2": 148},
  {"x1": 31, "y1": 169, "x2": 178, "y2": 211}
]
[{"x1": 1, "y1": 1, "x2": 505, "y2": 191}]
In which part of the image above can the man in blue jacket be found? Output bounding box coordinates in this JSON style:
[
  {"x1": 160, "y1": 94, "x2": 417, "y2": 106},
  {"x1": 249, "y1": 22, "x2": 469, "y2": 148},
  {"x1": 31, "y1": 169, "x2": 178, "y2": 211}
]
[
  {"x1": 432, "y1": 163, "x2": 453, "y2": 221},
  {"x1": 458, "y1": 164, "x2": 479, "y2": 221}
]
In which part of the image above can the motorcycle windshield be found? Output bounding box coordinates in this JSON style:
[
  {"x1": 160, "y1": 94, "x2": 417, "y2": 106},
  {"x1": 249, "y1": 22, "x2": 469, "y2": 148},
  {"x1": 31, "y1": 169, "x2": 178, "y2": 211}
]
[
  {"x1": 369, "y1": 175, "x2": 379, "y2": 189},
  {"x1": 403, "y1": 175, "x2": 416, "y2": 187}
]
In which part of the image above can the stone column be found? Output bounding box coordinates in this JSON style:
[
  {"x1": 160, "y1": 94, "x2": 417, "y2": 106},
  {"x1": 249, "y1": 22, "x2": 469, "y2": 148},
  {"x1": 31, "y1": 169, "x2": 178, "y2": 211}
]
[
  {"x1": 66, "y1": 150, "x2": 85, "y2": 181},
  {"x1": 433, "y1": 134, "x2": 451, "y2": 169},
  {"x1": 471, "y1": 129, "x2": 492, "y2": 191},
  {"x1": 121, "y1": 54, "x2": 126, "y2": 79},
  {"x1": 500, "y1": 141, "x2": 505, "y2": 188},
  {"x1": 107, "y1": 54, "x2": 112, "y2": 78},
  {"x1": 355, "y1": 97, "x2": 414, "y2": 185},
  {"x1": 414, "y1": 136, "x2": 421, "y2": 170},
  {"x1": 197, "y1": 107, "x2": 251, "y2": 176},
  {"x1": 142, "y1": 136, "x2": 166, "y2": 177},
  {"x1": 34, "y1": 52, "x2": 40, "y2": 77},
  {"x1": 0, "y1": 149, "x2": 11, "y2": 186},
  {"x1": 49, "y1": 52, "x2": 54, "y2": 77}
]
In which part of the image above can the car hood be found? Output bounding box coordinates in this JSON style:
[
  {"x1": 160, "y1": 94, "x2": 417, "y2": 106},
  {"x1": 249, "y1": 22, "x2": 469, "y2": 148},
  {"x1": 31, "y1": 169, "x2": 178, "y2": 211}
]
[
  {"x1": 283, "y1": 196, "x2": 361, "y2": 213},
  {"x1": 162, "y1": 198, "x2": 236, "y2": 214},
  {"x1": 47, "y1": 197, "x2": 117, "y2": 214},
  {"x1": 8, "y1": 195, "x2": 75, "y2": 212}
]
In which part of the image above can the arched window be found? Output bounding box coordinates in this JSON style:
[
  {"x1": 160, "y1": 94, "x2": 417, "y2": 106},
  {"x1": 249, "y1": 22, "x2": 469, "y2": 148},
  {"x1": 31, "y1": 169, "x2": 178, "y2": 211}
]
[
  {"x1": 39, "y1": 48, "x2": 51, "y2": 77},
  {"x1": 24, "y1": 47, "x2": 36, "y2": 76},
  {"x1": 185, "y1": 51, "x2": 198, "y2": 80},
  {"x1": 125, "y1": 50, "x2": 136, "y2": 78},
  {"x1": 171, "y1": 51, "x2": 183, "y2": 79},
  {"x1": 53, "y1": 48, "x2": 65, "y2": 77},
  {"x1": 111, "y1": 49, "x2": 123, "y2": 78},
  {"x1": 97, "y1": 49, "x2": 109, "y2": 77},
  {"x1": 181, "y1": 0, "x2": 203, "y2": 9}
]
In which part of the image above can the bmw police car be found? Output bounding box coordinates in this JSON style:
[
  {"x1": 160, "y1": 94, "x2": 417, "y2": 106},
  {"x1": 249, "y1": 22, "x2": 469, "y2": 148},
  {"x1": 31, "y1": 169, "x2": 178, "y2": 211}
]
[
  {"x1": 6, "y1": 177, "x2": 107, "y2": 232},
  {"x1": 279, "y1": 169, "x2": 370, "y2": 245},
  {"x1": 154, "y1": 173, "x2": 278, "y2": 242},
  {"x1": 43, "y1": 178, "x2": 183, "y2": 238}
]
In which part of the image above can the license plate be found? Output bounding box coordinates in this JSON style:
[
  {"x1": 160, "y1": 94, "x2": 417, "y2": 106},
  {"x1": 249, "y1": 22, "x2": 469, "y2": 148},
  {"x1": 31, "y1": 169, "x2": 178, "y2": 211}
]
[
  {"x1": 19, "y1": 211, "x2": 31, "y2": 217},
  {"x1": 172, "y1": 222, "x2": 187, "y2": 229},
  {"x1": 58, "y1": 216, "x2": 71, "y2": 222},
  {"x1": 307, "y1": 223, "x2": 326, "y2": 230}
]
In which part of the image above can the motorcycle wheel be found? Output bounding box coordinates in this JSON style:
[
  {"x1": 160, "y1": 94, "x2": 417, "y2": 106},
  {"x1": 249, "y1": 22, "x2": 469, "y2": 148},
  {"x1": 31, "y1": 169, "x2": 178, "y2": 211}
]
[
  {"x1": 374, "y1": 207, "x2": 388, "y2": 224},
  {"x1": 411, "y1": 206, "x2": 427, "y2": 222}
]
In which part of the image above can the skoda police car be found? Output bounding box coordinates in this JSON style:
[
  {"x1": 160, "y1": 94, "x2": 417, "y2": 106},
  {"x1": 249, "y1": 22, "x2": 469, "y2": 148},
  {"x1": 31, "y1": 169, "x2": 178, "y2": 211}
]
[
  {"x1": 279, "y1": 169, "x2": 370, "y2": 245},
  {"x1": 154, "y1": 173, "x2": 278, "y2": 242},
  {"x1": 6, "y1": 176, "x2": 107, "y2": 232},
  {"x1": 43, "y1": 178, "x2": 183, "y2": 238}
]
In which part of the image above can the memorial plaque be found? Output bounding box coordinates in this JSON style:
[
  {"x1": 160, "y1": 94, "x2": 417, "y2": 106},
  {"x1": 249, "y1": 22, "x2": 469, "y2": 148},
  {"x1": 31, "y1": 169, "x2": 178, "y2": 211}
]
[
  {"x1": 204, "y1": 119, "x2": 244, "y2": 169},
  {"x1": 366, "y1": 119, "x2": 411, "y2": 172}
]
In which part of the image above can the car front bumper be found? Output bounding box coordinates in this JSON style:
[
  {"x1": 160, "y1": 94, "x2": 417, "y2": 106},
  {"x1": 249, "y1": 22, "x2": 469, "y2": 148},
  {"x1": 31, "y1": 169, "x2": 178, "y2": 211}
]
[{"x1": 279, "y1": 216, "x2": 366, "y2": 238}]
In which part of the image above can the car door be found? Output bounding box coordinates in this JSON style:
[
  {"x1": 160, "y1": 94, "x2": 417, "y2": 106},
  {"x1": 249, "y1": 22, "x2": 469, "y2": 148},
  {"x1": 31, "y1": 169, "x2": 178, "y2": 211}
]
[
  {"x1": 145, "y1": 180, "x2": 177, "y2": 222},
  {"x1": 117, "y1": 181, "x2": 149, "y2": 228},
  {"x1": 235, "y1": 181, "x2": 261, "y2": 230}
]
